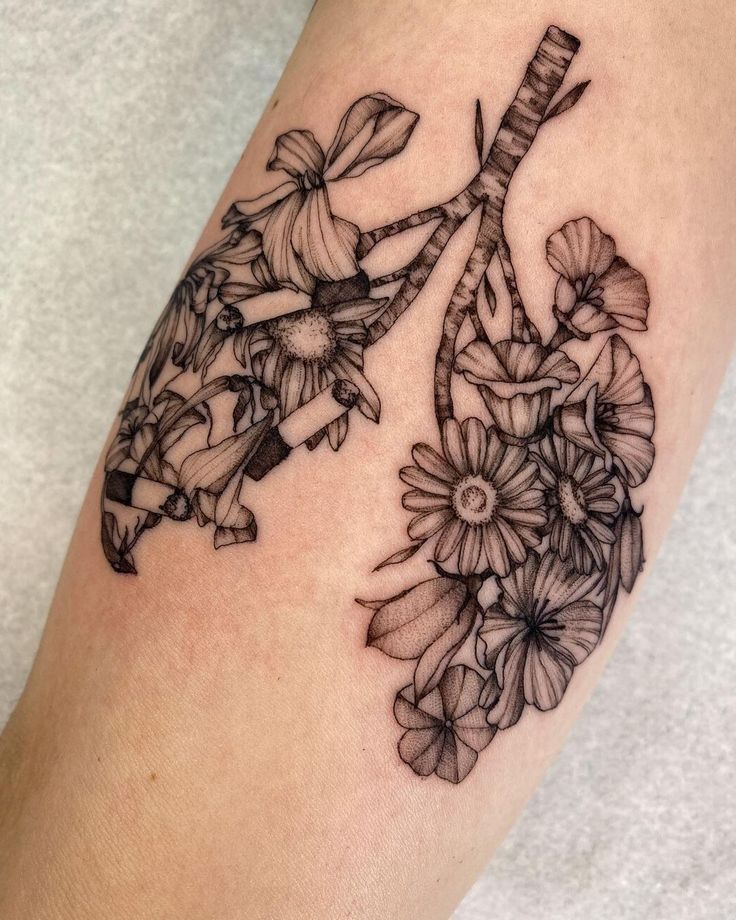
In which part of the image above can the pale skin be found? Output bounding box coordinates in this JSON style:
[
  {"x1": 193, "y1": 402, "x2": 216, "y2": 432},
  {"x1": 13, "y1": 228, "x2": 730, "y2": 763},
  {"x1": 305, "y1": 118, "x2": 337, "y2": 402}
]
[{"x1": 1, "y1": 1, "x2": 735, "y2": 918}]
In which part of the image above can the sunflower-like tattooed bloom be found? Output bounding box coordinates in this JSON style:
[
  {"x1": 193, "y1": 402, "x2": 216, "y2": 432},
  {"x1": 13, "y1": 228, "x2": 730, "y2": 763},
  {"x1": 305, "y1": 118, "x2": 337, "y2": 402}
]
[
  {"x1": 535, "y1": 434, "x2": 619, "y2": 573},
  {"x1": 399, "y1": 418, "x2": 547, "y2": 577},
  {"x1": 245, "y1": 275, "x2": 384, "y2": 449}
]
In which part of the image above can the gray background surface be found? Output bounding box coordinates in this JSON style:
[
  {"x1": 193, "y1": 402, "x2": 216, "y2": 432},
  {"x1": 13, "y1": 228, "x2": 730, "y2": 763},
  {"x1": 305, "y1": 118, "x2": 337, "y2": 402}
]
[{"x1": 1, "y1": 3, "x2": 734, "y2": 918}]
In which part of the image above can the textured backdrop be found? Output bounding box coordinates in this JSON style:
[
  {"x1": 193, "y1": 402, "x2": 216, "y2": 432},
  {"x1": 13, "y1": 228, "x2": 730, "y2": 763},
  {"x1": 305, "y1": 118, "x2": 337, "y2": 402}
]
[{"x1": 1, "y1": 3, "x2": 734, "y2": 918}]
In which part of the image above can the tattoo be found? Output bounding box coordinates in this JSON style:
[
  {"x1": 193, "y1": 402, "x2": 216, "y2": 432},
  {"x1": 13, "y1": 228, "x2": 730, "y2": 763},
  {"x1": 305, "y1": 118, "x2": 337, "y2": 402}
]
[{"x1": 102, "y1": 26, "x2": 654, "y2": 784}]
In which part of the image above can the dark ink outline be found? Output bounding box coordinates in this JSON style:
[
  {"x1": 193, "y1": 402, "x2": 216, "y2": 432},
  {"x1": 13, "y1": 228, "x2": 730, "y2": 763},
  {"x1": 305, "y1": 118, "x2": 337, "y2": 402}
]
[{"x1": 102, "y1": 27, "x2": 653, "y2": 784}]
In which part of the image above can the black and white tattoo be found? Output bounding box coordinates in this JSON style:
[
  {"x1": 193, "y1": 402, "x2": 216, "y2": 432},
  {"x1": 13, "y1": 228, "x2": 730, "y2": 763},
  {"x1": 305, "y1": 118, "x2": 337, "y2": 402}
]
[{"x1": 102, "y1": 26, "x2": 654, "y2": 784}]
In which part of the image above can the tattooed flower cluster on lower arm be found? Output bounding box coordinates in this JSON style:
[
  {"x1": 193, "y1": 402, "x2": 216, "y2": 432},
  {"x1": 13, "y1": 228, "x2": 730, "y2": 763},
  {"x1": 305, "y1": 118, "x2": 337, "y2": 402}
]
[{"x1": 102, "y1": 25, "x2": 654, "y2": 784}]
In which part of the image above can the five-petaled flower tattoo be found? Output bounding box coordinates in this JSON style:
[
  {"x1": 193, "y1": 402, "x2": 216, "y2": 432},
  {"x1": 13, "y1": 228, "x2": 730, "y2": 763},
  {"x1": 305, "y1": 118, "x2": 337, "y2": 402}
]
[{"x1": 102, "y1": 26, "x2": 654, "y2": 784}]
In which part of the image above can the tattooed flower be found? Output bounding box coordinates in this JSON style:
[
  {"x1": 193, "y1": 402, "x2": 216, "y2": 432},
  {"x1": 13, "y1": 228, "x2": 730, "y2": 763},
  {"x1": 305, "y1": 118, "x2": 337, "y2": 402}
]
[
  {"x1": 554, "y1": 334, "x2": 655, "y2": 487},
  {"x1": 400, "y1": 418, "x2": 546, "y2": 577},
  {"x1": 477, "y1": 551, "x2": 603, "y2": 729},
  {"x1": 394, "y1": 665, "x2": 496, "y2": 783},
  {"x1": 455, "y1": 339, "x2": 579, "y2": 442},
  {"x1": 547, "y1": 217, "x2": 649, "y2": 338},
  {"x1": 535, "y1": 434, "x2": 619, "y2": 573},
  {"x1": 223, "y1": 95, "x2": 418, "y2": 293},
  {"x1": 246, "y1": 273, "x2": 384, "y2": 448}
]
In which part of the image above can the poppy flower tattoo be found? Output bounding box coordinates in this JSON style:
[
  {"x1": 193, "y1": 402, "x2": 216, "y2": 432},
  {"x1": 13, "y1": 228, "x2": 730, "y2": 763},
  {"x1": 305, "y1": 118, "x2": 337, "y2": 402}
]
[{"x1": 102, "y1": 26, "x2": 655, "y2": 784}]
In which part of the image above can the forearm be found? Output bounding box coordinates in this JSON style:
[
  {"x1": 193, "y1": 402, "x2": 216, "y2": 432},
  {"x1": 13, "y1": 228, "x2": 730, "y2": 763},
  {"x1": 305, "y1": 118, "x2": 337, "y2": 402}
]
[{"x1": 2, "y1": 2, "x2": 735, "y2": 918}]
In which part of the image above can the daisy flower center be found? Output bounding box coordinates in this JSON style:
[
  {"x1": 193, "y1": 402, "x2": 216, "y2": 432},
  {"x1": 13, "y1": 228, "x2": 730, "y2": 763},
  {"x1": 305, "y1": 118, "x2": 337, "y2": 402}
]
[
  {"x1": 452, "y1": 475, "x2": 497, "y2": 525},
  {"x1": 557, "y1": 475, "x2": 588, "y2": 526},
  {"x1": 268, "y1": 309, "x2": 337, "y2": 365}
]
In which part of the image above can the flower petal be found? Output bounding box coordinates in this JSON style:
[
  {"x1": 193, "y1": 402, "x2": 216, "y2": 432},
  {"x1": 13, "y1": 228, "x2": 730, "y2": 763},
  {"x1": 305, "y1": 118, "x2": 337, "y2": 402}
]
[
  {"x1": 292, "y1": 186, "x2": 360, "y2": 282},
  {"x1": 536, "y1": 348, "x2": 580, "y2": 385},
  {"x1": 477, "y1": 603, "x2": 526, "y2": 670},
  {"x1": 441, "y1": 418, "x2": 468, "y2": 474},
  {"x1": 331, "y1": 354, "x2": 381, "y2": 422},
  {"x1": 523, "y1": 635, "x2": 575, "y2": 711},
  {"x1": 394, "y1": 685, "x2": 443, "y2": 729},
  {"x1": 554, "y1": 599, "x2": 604, "y2": 665},
  {"x1": 546, "y1": 217, "x2": 616, "y2": 282},
  {"x1": 399, "y1": 464, "x2": 454, "y2": 496},
  {"x1": 434, "y1": 516, "x2": 467, "y2": 562},
  {"x1": 458, "y1": 525, "x2": 483, "y2": 575},
  {"x1": 267, "y1": 129, "x2": 325, "y2": 178},
  {"x1": 486, "y1": 634, "x2": 528, "y2": 729},
  {"x1": 412, "y1": 443, "x2": 459, "y2": 484},
  {"x1": 462, "y1": 417, "x2": 487, "y2": 474},
  {"x1": 454, "y1": 339, "x2": 511, "y2": 384},
  {"x1": 482, "y1": 521, "x2": 511, "y2": 577},
  {"x1": 222, "y1": 182, "x2": 298, "y2": 225},
  {"x1": 599, "y1": 258, "x2": 649, "y2": 330},
  {"x1": 453, "y1": 705, "x2": 496, "y2": 753},
  {"x1": 262, "y1": 191, "x2": 315, "y2": 292},
  {"x1": 398, "y1": 728, "x2": 445, "y2": 776},
  {"x1": 402, "y1": 490, "x2": 451, "y2": 513},
  {"x1": 323, "y1": 93, "x2": 419, "y2": 181},
  {"x1": 438, "y1": 664, "x2": 485, "y2": 720}
]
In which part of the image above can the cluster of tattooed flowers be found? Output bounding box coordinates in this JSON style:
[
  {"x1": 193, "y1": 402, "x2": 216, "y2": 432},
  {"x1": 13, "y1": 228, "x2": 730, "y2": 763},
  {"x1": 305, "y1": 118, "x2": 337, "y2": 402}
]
[
  {"x1": 362, "y1": 217, "x2": 654, "y2": 783},
  {"x1": 102, "y1": 95, "x2": 418, "y2": 572}
]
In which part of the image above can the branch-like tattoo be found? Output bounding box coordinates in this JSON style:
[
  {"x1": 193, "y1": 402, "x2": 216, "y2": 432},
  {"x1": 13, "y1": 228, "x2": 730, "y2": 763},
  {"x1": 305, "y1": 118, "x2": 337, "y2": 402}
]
[{"x1": 102, "y1": 26, "x2": 654, "y2": 784}]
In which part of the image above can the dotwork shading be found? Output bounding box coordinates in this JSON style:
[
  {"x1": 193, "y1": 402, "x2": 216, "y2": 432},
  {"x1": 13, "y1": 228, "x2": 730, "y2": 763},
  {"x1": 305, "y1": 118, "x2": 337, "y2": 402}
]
[{"x1": 102, "y1": 26, "x2": 654, "y2": 783}]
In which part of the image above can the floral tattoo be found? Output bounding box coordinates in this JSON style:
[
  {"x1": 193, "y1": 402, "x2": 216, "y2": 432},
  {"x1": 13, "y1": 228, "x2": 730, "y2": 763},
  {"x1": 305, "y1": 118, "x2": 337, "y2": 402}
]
[{"x1": 102, "y1": 26, "x2": 654, "y2": 784}]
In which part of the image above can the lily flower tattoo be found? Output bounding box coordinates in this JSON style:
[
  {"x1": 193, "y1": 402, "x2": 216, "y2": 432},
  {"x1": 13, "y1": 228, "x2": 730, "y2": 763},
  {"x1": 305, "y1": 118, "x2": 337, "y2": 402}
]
[{"x1": 103, "y1": 26, "x2": 654, "y2": 783}]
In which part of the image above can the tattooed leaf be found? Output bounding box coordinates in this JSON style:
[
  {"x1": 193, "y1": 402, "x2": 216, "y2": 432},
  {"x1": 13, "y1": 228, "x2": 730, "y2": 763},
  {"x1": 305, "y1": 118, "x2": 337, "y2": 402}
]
[
  {"x1": 474, "y1": 99, "x2": 484, "y2": 164},
  {"x1": 372, "y1": 542, "x2": 423, "y2": 572},
  {"x1": 543, "y1": 81, "x2": 590, "y2": 123},
  {"x1": 413, "y1": 597, "x2": 478, "y2": 699},
  {"x1": 324, "y1": 93, "x2": 419, "y2": 180},
  {"x1": 365, "y1": 577, "x2": 467, "y2": 660},
  {"x1": 100, "y1": 511, "x2": 137, "y2": 574}
]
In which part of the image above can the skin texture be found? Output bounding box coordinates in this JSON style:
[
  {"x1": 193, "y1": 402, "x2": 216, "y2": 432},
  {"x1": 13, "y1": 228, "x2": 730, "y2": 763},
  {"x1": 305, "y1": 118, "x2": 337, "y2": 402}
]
[{"x1": 1, "y1": 2, "x2": 734, "y2": 918}]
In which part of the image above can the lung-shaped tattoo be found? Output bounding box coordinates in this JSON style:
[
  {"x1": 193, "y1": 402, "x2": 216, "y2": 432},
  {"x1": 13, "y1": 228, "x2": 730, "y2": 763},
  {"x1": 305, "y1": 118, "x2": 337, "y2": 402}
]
[{"x1": 102, "y1": 26, "x2": 654, "y2": 784}]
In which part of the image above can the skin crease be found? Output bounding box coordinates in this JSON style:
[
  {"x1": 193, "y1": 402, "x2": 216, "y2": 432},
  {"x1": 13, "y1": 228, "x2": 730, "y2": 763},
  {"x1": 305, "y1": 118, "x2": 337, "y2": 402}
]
[{"x1": 0, "y1": 1, "x2": 734, "y2": 918}]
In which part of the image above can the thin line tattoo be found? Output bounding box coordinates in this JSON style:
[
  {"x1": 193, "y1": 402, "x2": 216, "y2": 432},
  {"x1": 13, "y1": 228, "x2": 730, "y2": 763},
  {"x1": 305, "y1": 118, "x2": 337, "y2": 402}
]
[{"x1": 102, "y1": 26, "x2": 654, "y2": 784}]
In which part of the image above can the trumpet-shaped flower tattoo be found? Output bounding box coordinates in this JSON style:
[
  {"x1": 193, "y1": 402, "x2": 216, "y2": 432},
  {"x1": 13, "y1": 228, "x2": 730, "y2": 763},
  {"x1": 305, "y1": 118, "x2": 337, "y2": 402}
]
[
  {"x1": 555, "y1": 334, "x2": 655, "y2": 487},
  {"x1": 547, "y1": 217, "x2": 650, "y2": 338},
  {"x1": 455, "y1": 339, "x2": 580, "y2": 442}
]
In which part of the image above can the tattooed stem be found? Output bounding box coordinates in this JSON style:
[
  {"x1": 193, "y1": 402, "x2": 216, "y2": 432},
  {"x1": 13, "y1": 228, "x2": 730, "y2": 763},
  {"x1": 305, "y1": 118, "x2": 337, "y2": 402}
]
[
  {"x1": 434, "y1": 210, "x2": 497, "y2": 426},
  {"x1": 497, "y1": 237, "x2": 541, "y2": 343},
  {"x1": 367, "y1": 217, "x2": 463, "y2": 345},
  {"x1": 371, "y1": 267, "x2": 410, "y2": 286},
  {"x1": 366, "y1": 26, "x2": 579, "y2": 343},
  {"x1": 357, "y1": 207, "x2": 445, "y2": 258}
]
